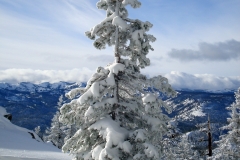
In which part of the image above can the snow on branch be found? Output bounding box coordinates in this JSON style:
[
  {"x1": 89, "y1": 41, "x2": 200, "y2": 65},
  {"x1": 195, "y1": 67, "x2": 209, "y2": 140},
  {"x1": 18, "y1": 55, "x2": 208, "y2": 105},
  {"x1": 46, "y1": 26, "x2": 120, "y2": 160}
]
[
  {"x1": 122, "y1": 0, "x2": 141, "y2": 8},
  {"x1": 60, "y1": 0, "x2": 178, "y2": 159},
  {"x1": 86, "y1": 0, "x2": 155, "y2": 69}
]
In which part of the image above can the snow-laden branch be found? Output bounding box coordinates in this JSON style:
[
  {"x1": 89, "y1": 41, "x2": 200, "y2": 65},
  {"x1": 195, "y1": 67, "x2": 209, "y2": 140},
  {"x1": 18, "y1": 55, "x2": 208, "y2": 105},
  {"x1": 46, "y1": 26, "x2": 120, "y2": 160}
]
[{"x1": 60, "y1": 0, "x2": 178, "y2": 159}]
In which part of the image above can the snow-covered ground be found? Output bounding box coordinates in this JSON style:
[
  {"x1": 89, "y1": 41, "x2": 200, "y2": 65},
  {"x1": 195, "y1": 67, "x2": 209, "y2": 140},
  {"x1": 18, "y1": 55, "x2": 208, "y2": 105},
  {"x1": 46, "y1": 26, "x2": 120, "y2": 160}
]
[{"x1": 0, "y1": 107, "x2": 72, "y2": 160}]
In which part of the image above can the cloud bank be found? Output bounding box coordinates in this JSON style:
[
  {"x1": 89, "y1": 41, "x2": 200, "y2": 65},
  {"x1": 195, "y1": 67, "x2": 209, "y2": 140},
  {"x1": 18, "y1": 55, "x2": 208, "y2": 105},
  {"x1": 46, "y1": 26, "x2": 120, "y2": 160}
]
[
  {"x1": 0, "y1": 69, "x2": 239, "y2": 91},
  {"x1": 168, "y1": 40, "x2": 240, "y2": 61},
  {"x1": 0, "y1": 69, "x2": 94, "y2": 84},
  {"x1": 165, "y1": 71, "x2": 240, "y2": 91}
]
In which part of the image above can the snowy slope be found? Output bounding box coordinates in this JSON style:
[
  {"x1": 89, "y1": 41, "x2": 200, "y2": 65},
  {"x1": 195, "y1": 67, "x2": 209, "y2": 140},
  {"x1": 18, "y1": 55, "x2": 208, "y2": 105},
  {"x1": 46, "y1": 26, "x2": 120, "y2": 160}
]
[{"x1": 0, "y1": 107, "x2": 72, "y2": 160}]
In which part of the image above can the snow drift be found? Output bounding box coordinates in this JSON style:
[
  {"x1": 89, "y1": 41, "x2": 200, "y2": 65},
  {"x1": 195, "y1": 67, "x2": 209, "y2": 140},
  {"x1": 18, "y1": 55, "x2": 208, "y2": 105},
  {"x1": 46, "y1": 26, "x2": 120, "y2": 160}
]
[{"x1": 0, "y1": 106, "x2": 72, "y2": 160}]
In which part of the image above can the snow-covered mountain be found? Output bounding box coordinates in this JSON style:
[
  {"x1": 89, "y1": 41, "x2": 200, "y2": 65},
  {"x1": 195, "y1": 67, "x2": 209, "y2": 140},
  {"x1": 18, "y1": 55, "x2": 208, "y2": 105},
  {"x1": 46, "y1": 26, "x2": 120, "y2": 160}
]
[
  {"x1": 0, "y1": 82, "x2": 235, "y2": 134},
  {"x1": 0, "y1": 106, "x2": 72, "y2": 160},
  {"x1": 0, "y1": 82, "x2": 83, "y2": 130},
  {"x1": 165, "y1": 91, "x2": 235, "y2": 132},
  {"x1": 0, "y1": 81, "x2": 82, "y2": 92}
]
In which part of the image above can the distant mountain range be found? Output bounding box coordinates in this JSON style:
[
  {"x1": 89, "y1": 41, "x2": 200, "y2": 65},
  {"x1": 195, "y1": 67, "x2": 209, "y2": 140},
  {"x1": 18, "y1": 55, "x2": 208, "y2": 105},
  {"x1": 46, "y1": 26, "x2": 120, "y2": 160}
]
[
  {"x1": 0, "y1": 82, "x2": 82, "y2": 130},
  {"x1": 166, "y1": 91, "x2": 234, "y2": 132},
  {"x1": 0, "y1": 82, "x2": 236, "y2": 136}
]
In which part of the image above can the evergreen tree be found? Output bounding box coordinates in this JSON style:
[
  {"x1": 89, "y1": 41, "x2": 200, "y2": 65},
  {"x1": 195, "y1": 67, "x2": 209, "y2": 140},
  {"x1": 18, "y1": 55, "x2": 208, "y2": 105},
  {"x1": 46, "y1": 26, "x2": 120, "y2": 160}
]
[
  {"x1": 194, "y1": 115, "x2": 213, "y2": 157},
  {"x1": 45, "y1": 111, "x2": 66, "y2": 149},
  {"x1": 59, "y1": 0, "x2": 176, "y2": 159},
  {"x1": 161, "y1": 120, "x2": 183, "y2": 160},
  {"x1": 173, "y1": 134, "x2": 201, "y2": 160},
  {"x1": 34, "y1": 126, "x2": 43, "y2": 141},
  {"x1": 44, "y1": 95, "x2": 66, "y2": 149},
  {"x1": 214, "y1": 87, "x2": 240, "y2": 159},
  {"x1": 162, "y1": 121, "x2": 203, "y2": 160}
]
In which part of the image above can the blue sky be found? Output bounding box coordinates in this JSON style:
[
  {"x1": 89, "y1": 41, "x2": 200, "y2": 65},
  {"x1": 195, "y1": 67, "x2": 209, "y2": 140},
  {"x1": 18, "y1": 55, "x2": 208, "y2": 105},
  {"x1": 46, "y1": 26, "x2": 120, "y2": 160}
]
[{"x1": 0, "y1": 0, "x2": 240, "y2": 90}]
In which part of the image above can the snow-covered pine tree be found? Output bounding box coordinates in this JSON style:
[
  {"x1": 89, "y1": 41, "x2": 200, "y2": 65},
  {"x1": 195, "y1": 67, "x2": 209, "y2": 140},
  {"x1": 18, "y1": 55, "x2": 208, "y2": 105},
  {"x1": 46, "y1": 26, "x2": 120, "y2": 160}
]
[
  {"x1": 45, "y1": 111, "x2": 66, "y2": 149},
  {"x1": 161, "y1": 120, "x2": 180, "y2": 160},
  {"x1": 59, "y1": 0, "x2": 177, "y2": 159},
  {"x1": 44, "y1": 95, "x2": 66, "y2": 148},
  {"x1": 171, "y1": 134, "x2": 201, "y2": 160},
  {"x1": 162, "y1": 121, "x2": 205, "y2": 159},
  {"x1": 214, "y1": 87, "x2": 240, "y2": 159},
  {"x1": 34, "y1": 126, "x2": 43, "y2": 141},
  {"x1": 194, "y1": 115, "x2": 213, "y2": 157}
]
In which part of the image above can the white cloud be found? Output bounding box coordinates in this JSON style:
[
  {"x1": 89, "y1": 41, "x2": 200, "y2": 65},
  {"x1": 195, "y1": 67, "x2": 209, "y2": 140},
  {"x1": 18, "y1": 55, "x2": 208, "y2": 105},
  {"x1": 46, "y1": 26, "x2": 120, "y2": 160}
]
[
  {"x1": 0, "y1": 68, "x2": 94, "y2": 84},
  {"x1": 0, "y1": 69, "x2": 239, "y2": 91},
  {"x1": 165, "y1": 71, "x2": 240, "y2": 91},
  {"x1": 0, "y1": 0, "x2": 240, "y2": 79}
]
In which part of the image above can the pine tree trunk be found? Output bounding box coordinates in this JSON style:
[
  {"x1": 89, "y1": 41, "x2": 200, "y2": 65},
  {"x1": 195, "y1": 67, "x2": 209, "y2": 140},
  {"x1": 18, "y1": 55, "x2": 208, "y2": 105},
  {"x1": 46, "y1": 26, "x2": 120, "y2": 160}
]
[
  {"x1": 111, "y1": 0, "x2": 122, "y2": 120},
  {"x1": 208, "y1": 131, "x2": 212, "y2": 156},
  {"x1": 208, "y1": 116, "x2": 212, "y2": 156},
  {"x1": 114, "y1": 0, "x2": 120, "y2": 63}
]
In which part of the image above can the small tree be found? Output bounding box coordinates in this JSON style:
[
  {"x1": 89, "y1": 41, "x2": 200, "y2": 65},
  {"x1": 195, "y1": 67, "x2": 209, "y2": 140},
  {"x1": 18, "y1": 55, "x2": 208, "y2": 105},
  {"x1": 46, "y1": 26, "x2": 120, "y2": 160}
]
[
  {"x1": 60, "y1": 0, "x2": 176, "y2": 159},
  {"x1": 162, "y1": 120, "x2": 205, "y2": 159},
  {"x1": 45, "y1": 111, "x2": 66, "y2": 149},
  {"x1": 174, "y1": 134, "x2": 201, "y2": 160},
  {"x1": 214, "y1": 87, "x2": 240, "y2": 159},
  {"x1": 196, "y1": 115, "x2": 212, "y2": 157},
  {"x1": 161, "y1": 120, "x2": 184, "y2": 160},
  {"x1": 44, "y1": 95, "x2": 66, "y2": 148},
  {"x1": 34, "y1": 126, "x2": 43, "y2": 141}
]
